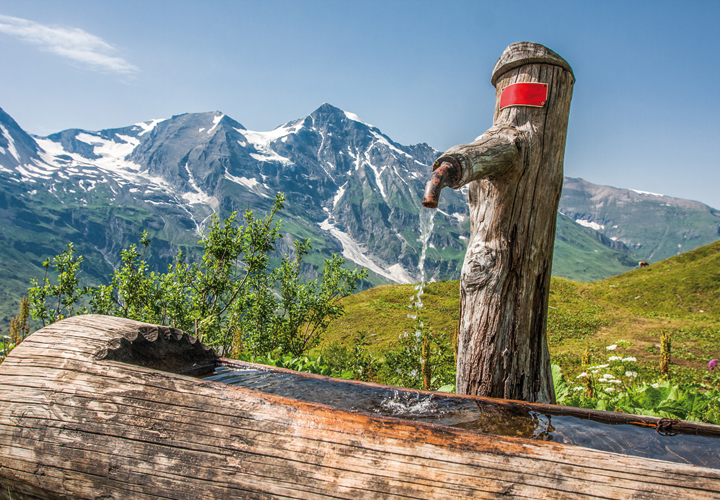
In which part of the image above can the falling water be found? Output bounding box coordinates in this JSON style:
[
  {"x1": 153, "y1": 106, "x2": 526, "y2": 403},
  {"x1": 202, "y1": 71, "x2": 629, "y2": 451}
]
[
  {"x1": 387, "y1": 207, "x2": 438, "y2": 400},
  {"x1": 407, "y1": 208, "x2": 437, "y2": 321}
]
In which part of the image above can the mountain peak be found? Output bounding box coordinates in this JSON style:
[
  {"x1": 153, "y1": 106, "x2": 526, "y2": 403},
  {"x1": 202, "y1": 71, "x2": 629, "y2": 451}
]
[
  {"x1": 309, "y1": 103, "x2": 370, "y2": 127},
  {"x1": 0, "y1": 105, "x2": 40, "y2": 165}
]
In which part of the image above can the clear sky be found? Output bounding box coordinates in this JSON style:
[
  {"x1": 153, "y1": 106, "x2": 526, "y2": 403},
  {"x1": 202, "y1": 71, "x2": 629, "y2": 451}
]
[{"x1": 1, "y1": 0, "x2": 719, "y2": 208}]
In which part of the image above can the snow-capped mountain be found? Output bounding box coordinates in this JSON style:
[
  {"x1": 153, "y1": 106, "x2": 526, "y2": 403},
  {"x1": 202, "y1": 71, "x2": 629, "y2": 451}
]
[{"x1": 0, "y1": 103, "x2": 469, "y2": 293}]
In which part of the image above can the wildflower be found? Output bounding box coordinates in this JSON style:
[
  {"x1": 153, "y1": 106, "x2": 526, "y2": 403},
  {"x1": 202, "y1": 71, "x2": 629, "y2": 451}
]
[
  {"x1": 605, "y1": 387, "x2": 615, "y2": 393},
  {"x1": 576, "y1": 372, "x2": 588, "y2": 379},
  {"x1": 601, "y1": 373, "x2": 615, "y2": 380},
  {"x1": 651, "y1": 383, "x2": 660, "y2": 389},
  {"x1": 625, "y1": 371, "x2": 637, "y2": 378},
  {"x1": 591, "y1": 370, "x2": 599, "y2": 374},
  {"x1": 606, "y1": 344, "x2": 617, "y2": 351},
  {"x1": 608, "y1": 356, "x2": 622, "y2": 361},
  {"x1": 610, "y1": 379, "x2": 622, "y2": 384},
  {"x1": 573, "y1": 386, "x2": 584, "y2": 392},
  {"x1": 622, "y1": 357, "x2": 637, "y2": 362},
  {"x1": 596, "y1": 364, "x2": 609, "y2": 369},
  {"x1": 710, "y1": 359, "x2": 719, "y2": 371}
]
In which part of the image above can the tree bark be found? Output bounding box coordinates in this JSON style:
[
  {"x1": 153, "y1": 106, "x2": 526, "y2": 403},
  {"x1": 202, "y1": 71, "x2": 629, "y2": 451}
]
[{"x1": 434, "y1": 42, "x2": 575, "y2": 403}]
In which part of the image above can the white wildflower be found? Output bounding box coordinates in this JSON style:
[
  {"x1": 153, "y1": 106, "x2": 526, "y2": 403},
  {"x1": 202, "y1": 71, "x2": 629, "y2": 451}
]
[
  {"x1": 576, "y1": 372, "x2": 588, "y2": 379},
  {"x1": 610, "y1": 379, "x2": 622, "y2": 384},
  {"x1": 573, "y1": 387, "x2": 584, "y2": 392},
  {"x1": 591, "y1": 370, "x2": 600, "y2": 374},
  {"x1": 605, "y1": 387, "x2": 615, "y2": 393},
  {"x1": 652, "y1": 383, "x2": 660, "y2": 388},
  {"x1": 602, "y1": 373, "x2": 616, "y2": 380},
  {"x1": 596, "y1": 364, "x2": 610, "y2": 369},
  {"x1": 608, "y1": 356, "x2": 622, "y2": 361},
  {"x1": 625, "y1": 371, "x2": 637, "y2": 378},
  {"x1": 606, "y1": 345, "x2": 617, "y2": 351},
  {"x1": 622, "y1": 357, "x2": 637, "y2": 362}
]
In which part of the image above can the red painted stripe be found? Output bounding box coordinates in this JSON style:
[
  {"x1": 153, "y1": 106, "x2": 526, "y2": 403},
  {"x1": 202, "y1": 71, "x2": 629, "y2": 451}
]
[{"x1": 499, "y1": 83, "x2": 548, "y2": 110}]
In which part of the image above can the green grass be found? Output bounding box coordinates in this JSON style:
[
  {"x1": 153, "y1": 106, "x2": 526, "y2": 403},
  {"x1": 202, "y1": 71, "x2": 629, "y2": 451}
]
[{"x1": 323, "y1": 239, "x2": 720, "y2": 388}]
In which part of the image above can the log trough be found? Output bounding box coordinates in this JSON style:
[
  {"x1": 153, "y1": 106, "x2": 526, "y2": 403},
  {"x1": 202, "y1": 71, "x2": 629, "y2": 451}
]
[{"x1": 2, "y1": 315, "x2": 720, "y2": 499}]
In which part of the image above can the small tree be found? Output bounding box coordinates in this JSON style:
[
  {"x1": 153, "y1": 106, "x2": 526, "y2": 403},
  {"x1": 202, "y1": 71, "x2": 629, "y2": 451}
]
[
  {"x1": 28, "y1": 243, "x2": 88, "y2": 326},
  {"x1": 25, "y1": 193, "x2": 365, "y2": 358}
]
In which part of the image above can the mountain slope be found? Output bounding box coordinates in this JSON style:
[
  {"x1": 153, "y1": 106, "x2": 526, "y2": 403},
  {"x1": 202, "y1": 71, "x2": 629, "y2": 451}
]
[{"x1": 560, "y1": 177, "x2": 720, "y2": 262}]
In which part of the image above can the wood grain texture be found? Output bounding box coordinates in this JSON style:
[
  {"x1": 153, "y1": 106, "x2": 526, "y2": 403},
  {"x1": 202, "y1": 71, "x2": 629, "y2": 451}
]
[
  {"x1": 1, "y1": 315, "x2": 720, "y2": 499},
  {"x1": 434, "y1": 42, "x2": 574, "y2": 403}
]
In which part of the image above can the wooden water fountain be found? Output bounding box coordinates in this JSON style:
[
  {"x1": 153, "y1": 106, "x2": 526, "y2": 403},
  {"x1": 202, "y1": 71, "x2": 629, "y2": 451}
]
[{"x1": 2, "y1": 43, "x2": 720, "y2": 499}]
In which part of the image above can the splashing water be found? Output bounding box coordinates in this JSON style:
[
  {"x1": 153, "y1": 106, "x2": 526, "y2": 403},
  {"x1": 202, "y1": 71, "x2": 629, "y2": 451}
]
[{"x1": 375, "y1": 390, "x2": 442, "y2": 417}]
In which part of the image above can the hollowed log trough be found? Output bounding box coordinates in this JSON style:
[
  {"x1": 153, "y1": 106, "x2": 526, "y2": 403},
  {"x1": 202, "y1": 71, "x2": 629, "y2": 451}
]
[{"x1": 2, "y1": 316, "x2": 720, "y2": 499}]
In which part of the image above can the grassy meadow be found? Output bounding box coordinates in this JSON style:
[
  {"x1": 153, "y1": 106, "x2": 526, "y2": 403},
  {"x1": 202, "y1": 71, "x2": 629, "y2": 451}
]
[{"x1": 322, "y1": 239, "x2": 720, "y2": 388}]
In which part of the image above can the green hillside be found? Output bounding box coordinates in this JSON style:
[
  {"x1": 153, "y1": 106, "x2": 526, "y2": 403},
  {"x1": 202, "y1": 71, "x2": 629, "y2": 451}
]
[
  {"x1": 552, "y1": 212, "x2": 640, "y2": 281},
  {"x1": 323, "y1": 239, "x2": 720, "y2": 386}
]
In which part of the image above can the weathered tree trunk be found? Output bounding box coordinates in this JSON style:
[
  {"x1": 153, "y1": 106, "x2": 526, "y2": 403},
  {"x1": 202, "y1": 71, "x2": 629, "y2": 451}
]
[{"x1": 427, "y1": 42, "x2": 574, "y2": 403}]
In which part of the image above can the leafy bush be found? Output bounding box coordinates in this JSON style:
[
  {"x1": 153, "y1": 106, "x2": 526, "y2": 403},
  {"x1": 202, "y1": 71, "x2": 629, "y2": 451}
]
[
  {"x1": 319, "y1": 331, "x2": 382, "y2": 381},
  {"x1": 26, "y1": 193, "x2": 366, "y2": 358}
]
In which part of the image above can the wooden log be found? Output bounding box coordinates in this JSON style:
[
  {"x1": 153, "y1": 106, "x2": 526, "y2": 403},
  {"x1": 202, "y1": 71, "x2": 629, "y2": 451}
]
[
  {"x1": 1, "y1": 316, "x2": 720, "y2": 499},
  {"x1": 426, "y1": 42, "x2": 575, "y2": 403}
]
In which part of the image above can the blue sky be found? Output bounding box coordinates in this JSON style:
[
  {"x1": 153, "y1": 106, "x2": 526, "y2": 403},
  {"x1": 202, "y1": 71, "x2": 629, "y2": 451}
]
[{"x1": 1, "y1": 0, "x2": 719, "y2": 208}]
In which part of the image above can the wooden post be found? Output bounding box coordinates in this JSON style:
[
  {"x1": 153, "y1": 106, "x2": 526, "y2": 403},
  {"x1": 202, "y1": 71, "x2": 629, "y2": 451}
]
[{"x1": 424, "y1": 42, "x2": 574, "y2": 403}]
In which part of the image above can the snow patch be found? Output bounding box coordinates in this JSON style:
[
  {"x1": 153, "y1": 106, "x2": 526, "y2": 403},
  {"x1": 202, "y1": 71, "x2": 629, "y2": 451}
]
[
  {"x1": 365, "y1": 157, "x2": 386, "y2": 198},
  {"x1": 333, "y1": 181, "x2": 348, "y2": 208},
  {"x1": 370, "y1": 130, "x2": 412, "y2": 159},
  {"x1": 237, "y1": 126, "x2": 296, "y2": 165},
  {"x1": 181, "y1": 162, "x2": 215, "y2": 205},
  {"x1": 630, "y1": 189, "x2": 664, "y2": 197},
  {"x1": 135, "y1": 119, "x2": 165, "y2": 137},
  {"x1": 207, "y1": 114, "x2": 224, "y2": 134},
  {"x1": 575, "y1": 219, "x2": 605, "y2": 231},
  {"x1": 73, "y1": 133, "x2": 142, "y2": 172},
  {"x1": 224, "y1": 172, "x2": 270, "y2": 198},
  {"x1": 0, "y1": 125, "x2": 20, "y2": 162}
]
